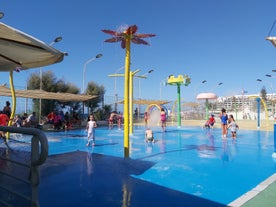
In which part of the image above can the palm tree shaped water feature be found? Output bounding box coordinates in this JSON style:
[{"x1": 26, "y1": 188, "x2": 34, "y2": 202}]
[{"x1": 102, "y1": 25, "x2": 155, "y2": 157}]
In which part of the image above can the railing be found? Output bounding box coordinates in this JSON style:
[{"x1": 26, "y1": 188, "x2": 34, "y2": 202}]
[{"x1": 0, "y1": 126, "x2": 48, "y2": 207}]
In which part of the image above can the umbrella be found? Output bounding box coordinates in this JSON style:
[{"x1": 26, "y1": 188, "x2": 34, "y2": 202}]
[
  {"x1": 0, "y1": 22, "x2": 65, "y2": 70},
  {"x1": 0, "y1": 22, "x2": 66, "y2": 126},
  {"x1": 196, "y1": 93, "x2": 217, "y2": 120}
]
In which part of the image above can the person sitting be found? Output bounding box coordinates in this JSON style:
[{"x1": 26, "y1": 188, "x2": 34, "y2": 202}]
[
  {"x1": 47, "y1": 111, "x2": 55, "y2": 124},
  {"x1": 145, "y1": 128, "x2": 154, "y2": 143},
  {"x1": 12, "y1": 114, "x2": 22, "y2": 127},
  {"x1": 53, "y1": 111, "x2": 62, "y2": 130},
  {"x1": 26, "y1": 112, "x2": 38, "y2": 127},
  {"x1": 204, "y1": 114, "x2": 215, "y2": 129},
  {"x1": 21, "y1": 112, "x2": 28, "y2": 127}
]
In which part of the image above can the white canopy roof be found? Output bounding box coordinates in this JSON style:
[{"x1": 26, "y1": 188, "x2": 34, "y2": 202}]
[{"x1": 0, "y1": 22, "x2": 65, "y2": 71}]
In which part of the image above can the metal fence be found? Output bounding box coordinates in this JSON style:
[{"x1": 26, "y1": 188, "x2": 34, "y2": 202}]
[{"x1": 0, "y1": 126, "x2": 48, "y2": 207}]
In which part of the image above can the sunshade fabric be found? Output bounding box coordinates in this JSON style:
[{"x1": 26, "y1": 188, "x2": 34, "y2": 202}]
[
  {"x1": 117, "y1": 99, "x2": 169, "y2": 105},
  {"x1": 0, "y1": 22, "x2": 65, "y2": 71},
  {"x1": 0, "y1": 85, "x2": 96, "y2": 102}
]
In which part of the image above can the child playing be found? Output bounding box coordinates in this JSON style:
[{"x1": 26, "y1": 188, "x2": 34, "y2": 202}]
[
  {"x1": 145, "y1": 128, "x2": 154, "y2": 143},
  {"x1": 227, "y1": 114, "x2": 239, "y2": 139},
  {"x1": 204, "y1": 114, "x2": 215, "y2": 129},
  {"x1": 86, "y1": 114, "x2": 97, "y2": 146}
]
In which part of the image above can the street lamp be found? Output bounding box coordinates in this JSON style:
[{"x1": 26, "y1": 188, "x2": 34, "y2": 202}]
[
  {"x1": 82, "y1": 53, "x2": 103, "y2": 94},
  {"x1": 138, "y1": 69, "x2": 154, "y2": 100},
  {"x1": 242, "y1": 88, "x2": 248, "y2": 119},
  {"x1": 0, "y1": 12, "x2": 4, "y2": 19},
  {"x1": 39, "y1": 36, "x2": 62, "y2": 123},
  {"x1": 40, "y1": 37, "x2": 63, "y2": 91},
  {"x1": 108, "y1": 69, "x2": 141, "y2": 134},
  {"x1": 256, "y1": 78, "x2": 273, "y2": 94},
  {"x1": 159, "y1": 78, "x2": 167, "y2": 100},
  {"x1": 137, "y1": 69, "x2": 154, "y2": 119},
  {"x1": 211, "y1": 82, "x2": 223, "y2": 91},
  {"x1": 194, "y1": 80, "x2": 207, "y2": 99},
  {"x1": 114, "y1": 66, "x2": 124, "y2": 111}
]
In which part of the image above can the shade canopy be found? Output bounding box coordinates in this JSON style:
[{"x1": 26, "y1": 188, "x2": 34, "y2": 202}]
[
  {"x1": 117, "y1": 99, "x2": 169, "y2": 105},
  {"x1": 196, "y1": 92, "x2": 217, "y2": 100},
  {"x1": 0, "y1": 85, "x2": 96, "y2": 102},
  {"x1": 0, "y1": 22, "x2": 65, "y2": 71}
]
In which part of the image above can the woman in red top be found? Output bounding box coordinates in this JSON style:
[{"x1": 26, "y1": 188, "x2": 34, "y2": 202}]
[{"x1": 0, "y1": 110, "x2": 9, "y2": 140}]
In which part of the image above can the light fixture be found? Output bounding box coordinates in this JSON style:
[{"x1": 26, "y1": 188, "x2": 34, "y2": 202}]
[{"x1": 0, "y1": 12, "x2": 4, "y2": 19}]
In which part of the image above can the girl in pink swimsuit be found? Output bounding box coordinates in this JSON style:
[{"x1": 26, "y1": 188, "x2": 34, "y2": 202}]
[{"x1": 160, "y1": 108, "x2": 166, "y2": 132}]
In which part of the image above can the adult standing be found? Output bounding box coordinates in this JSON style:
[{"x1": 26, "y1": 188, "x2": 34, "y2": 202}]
[
  {"x1": 160, "y1": 108, "x2": 166, "y2": 132},
  {"x1": 219, "y1": 108, "x2": 228, "y2": 138},
  {"x1": 3, "y1": 101, "x2": 11, "y2": 118},
  {"x1": 0, "y1": 110, "x2": 9, "y2": 141}
]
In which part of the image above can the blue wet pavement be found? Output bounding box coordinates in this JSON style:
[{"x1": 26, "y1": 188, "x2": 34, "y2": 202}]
[{"x1": 38, "y1": 126, "x2": 276, "y2": 207}]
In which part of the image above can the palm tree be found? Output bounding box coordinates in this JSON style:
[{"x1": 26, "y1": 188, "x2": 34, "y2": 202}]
[{"x1": 102, "y1": 25, "x2": 155, "y2": 157}]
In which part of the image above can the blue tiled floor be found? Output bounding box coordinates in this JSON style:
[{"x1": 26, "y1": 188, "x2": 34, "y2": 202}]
[
  {"x1": 39, "y1": 151, "x2": 226, "y2": 207},
  {"x1": 36, "y1": 126, "x2": 276, "y2": 207}
]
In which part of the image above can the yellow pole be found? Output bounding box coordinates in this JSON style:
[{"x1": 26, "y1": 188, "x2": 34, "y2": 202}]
[
  {"x1": 124, "y1": 35, "x2": 131, "y2": 158},
  {"x1": 129, "y1": 71, "x2": 133, "y2": 134},
  {"x1": 7, "y1": 70, "x2": 16, "y2": 138}
]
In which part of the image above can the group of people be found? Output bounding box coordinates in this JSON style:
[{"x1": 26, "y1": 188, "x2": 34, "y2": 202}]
[
  {"x1": 219, "y1": 108, "x2": 239, "y2": 139},
  {"x1": 0, "y1": 101, "x2": 40, "y2": 142},
  {"x1": 108, "y1": 111, "x2": 123, "y2": 129},
  {"x1": 204, "y1": 108, "x2": 239, "y2": 139},
  {"x1": 144, "y1": 107, "x2": 167, "y2": 143}
]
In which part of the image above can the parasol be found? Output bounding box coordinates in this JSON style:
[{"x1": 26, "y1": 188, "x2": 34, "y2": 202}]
[
  {"x1": 0, "y1": 22, "x2": 66, "y2": 126},
  {"x1": 196, "y1": 93, "x2": 217, "y2": 120}
]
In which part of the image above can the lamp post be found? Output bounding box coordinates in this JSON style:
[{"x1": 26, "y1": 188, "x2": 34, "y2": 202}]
[
  {"x1": 257, "y1": 78, "x2": 275, "y2": 116},
  {"x1": 39, "y1": 36, "x2": 62, "y2": 123},
  {"x1": 0, "y1": 12, "x2": 4, "y2": 19},
  {"x1": 114, "y1": 66, "x2": 125, "y2": 111},
  {"x1": 138, "y1": 69, "x2": 154, "y2": 119},
  {"x1": 194, "y1": 80, "x2": 207, "y2": 99},
  {"x1": 257, "y1": 78, "x2": 273, "y2": 92},
  {"x1": 82, "y1": 53, "x2": 103, "y2": 94},
  {"x1": 159, "y1": 79, "x2": 167, "y2": 100},
  {"x1": 211, "y1": 82, "x2": 223, "y2": 91},
  {"x1": 82, "y1": 53, "x2": 103, "y2": 117},
  {"x1": 242, "y1": 88, "x2": 248, "y2": 119}
]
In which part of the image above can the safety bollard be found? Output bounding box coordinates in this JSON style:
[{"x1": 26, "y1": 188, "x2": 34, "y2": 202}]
[{"x1": 273, "y1": 124, "x2": 276, "y2": 158}]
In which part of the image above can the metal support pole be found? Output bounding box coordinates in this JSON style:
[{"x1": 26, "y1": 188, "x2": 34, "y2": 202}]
[
  {"x1": 177, "y1": 84, "x2": 181, "y2": 128},
  {"x1": 257, "y1": 97, "x2": 260, "y2": 129},
  {"x1": 273, "y1": 124, "x2": 276, "y2": 158}
]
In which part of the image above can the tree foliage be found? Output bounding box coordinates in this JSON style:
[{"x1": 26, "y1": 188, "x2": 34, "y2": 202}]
[
  {"x1": 27, "y1": 71, "x2": 81, "y2": 117},
  {"x1": 260, "y1": 86, "x2": 267, "y2": 102},
  {"x1": 85, "y1": 81, "x2": 106, "y2": 112},
  {"x1": 27, "y1": 70, "x2": 110, "y2": 121}
]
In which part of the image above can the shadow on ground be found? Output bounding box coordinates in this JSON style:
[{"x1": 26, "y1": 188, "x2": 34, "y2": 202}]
[{"x1": 39, "y1": 151, "x2": 228, "y2": 207}]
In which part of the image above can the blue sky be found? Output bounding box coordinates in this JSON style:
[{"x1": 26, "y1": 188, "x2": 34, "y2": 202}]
[{"x1": 2, "y1": 0, "x2": 276, "y2": 104}]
